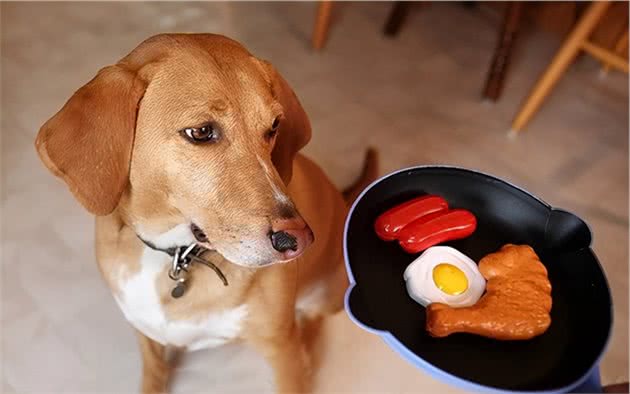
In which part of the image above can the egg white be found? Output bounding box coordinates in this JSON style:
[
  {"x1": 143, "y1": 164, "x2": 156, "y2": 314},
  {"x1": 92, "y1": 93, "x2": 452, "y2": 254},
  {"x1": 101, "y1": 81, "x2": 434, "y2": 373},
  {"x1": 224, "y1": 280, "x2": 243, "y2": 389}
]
[{"x1": 403, "y1": 246, "x2": 485, "y2": 308}]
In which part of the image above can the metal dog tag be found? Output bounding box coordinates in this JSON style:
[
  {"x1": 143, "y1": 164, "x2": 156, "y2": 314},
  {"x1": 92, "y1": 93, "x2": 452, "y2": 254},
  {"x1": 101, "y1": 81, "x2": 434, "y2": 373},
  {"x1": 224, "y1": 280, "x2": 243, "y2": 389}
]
[{"x1": 171, "y1": 281, "x2": 187, "y2": 298}]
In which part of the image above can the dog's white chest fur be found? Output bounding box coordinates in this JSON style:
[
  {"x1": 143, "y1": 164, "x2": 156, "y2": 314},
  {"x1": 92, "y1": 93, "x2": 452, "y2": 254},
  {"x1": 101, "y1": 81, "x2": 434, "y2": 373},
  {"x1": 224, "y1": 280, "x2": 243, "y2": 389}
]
[{"x1": 114, "y1": 247, "x2": 247, "y2": 351}]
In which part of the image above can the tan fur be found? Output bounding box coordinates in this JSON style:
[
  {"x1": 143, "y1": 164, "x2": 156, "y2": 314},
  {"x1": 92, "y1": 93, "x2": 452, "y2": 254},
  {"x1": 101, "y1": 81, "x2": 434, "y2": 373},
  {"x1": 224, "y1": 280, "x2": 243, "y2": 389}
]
[
  {"x1": 136, "y1": 331, "x2": 173, "y2": 394},
  {"x1": 35, "y1": 33, "x2": 378, "y2": 393}
]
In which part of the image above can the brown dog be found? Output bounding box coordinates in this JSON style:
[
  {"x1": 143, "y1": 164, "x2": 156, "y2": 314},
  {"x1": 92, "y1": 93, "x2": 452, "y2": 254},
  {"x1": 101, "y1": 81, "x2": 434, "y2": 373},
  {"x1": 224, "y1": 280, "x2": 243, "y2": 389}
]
[{"x1": 35, "y1": 33, "x2": 377, "y2": 393}]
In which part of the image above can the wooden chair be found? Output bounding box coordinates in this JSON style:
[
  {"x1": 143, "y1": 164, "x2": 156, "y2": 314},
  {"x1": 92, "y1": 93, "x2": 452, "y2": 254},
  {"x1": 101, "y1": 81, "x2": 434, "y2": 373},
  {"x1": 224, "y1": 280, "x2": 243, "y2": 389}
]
[
  {"x1": 311, "y1": 2, "x2": 527, "y2": 102},
  {"x1": 511, "y1": 0, "x2": 629, "y2": 134},
  {"x1": 483, "y1": 2, "x2": 524, "y2": 101}
]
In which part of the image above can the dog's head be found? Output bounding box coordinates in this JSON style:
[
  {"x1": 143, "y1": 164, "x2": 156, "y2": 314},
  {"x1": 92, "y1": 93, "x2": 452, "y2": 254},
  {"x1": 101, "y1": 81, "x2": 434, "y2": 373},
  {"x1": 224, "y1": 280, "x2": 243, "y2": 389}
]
[{"x1": 35, "y1": 34, "x2": 314, "y2": 267}]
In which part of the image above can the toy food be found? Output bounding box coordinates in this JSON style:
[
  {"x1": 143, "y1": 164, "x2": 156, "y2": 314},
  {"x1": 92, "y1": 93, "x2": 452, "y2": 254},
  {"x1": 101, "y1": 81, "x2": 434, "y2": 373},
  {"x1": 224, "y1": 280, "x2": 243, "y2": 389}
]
[
  {"x1": 404, "y1": 246, "x2": 485, "y2": 308},
  {"x1": 426, "y1": 244, "x2": 552, "y2": 340},
  {"x1": 374, "y1": 195, "x2": 448, "y2": 241},
  {"x1": 398, "y1": 209, "x2": 477, "y2": 254}
]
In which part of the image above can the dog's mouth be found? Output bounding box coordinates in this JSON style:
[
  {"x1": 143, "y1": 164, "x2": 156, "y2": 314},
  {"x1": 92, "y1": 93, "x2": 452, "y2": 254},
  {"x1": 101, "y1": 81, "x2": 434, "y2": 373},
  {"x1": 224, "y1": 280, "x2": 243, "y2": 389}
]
[
  {"x1": 190, "y1": 222, "x2": 214, "y2": 249},
  {"x1": 190, "y1": 222, "x2": 208, "y2": 242},
  {"x1": 189, "y1": 220, "x2": 311, "y2": 268}
]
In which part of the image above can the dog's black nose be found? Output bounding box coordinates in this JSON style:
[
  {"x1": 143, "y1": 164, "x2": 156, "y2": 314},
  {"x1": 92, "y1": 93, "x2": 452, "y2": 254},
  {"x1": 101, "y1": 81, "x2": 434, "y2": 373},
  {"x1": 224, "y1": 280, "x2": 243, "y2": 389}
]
[{"x1": 270, "y1": 231, "x2": 298, "y2": 252}]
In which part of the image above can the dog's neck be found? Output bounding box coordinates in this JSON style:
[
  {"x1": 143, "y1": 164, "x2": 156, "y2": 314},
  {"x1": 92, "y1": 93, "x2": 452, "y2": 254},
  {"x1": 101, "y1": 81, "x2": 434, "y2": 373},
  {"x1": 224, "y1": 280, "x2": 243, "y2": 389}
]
[
  {"x1": 111, "y1": 204, "x2": 231, "y2": 294},
  {"x1": 132, "y1": 219, "x2": 229, "y2": 298}
]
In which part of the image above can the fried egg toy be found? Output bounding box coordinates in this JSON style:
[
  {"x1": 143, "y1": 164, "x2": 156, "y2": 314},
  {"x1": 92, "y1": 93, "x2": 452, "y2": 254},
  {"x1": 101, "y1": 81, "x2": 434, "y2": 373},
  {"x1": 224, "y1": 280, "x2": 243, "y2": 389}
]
[{"x1": 403, "y1": 246, "x2": 485, "y2": 308}]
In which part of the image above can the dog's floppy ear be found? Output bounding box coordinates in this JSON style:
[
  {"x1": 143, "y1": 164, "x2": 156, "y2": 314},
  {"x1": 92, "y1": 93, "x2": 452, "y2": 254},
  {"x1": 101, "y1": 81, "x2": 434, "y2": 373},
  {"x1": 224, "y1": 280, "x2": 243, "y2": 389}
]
[
  {"x1": 256, "y1": 60, "x2": 312, "y2": 184},
  {"x1": 35, "y1": 65, "x2": 146, "y2": 215}
]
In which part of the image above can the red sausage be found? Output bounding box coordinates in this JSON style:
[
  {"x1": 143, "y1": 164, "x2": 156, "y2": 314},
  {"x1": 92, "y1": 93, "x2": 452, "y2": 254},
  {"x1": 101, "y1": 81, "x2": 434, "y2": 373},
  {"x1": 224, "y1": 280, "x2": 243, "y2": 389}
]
[
  {"x1": 374, "y1": 195, "x2": 449, "y2": 241},
  {"x1": 398, "y1": 209, "x2": 477, "y2": 253}
]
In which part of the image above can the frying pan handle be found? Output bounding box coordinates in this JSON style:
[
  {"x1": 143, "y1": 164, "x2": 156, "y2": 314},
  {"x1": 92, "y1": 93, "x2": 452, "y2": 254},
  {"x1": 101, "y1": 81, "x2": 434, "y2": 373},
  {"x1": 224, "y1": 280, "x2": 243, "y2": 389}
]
[{"x1": 544, "y1": 209, "x2": 592, "y2": 254}]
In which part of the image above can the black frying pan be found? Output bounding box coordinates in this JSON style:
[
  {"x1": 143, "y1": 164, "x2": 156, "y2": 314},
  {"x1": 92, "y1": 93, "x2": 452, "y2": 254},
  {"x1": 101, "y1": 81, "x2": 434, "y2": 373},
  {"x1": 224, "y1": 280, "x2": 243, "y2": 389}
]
[{"x1": 343, "y1": 166, "x2": 612, "y2": 393}]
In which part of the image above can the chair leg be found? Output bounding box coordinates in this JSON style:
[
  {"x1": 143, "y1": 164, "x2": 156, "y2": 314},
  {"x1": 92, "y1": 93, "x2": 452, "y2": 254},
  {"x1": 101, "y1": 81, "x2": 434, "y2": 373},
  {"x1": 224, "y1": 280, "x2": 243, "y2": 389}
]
[
  {"x1": 482, "y1": 2, "x2": 524, "y2": 101},
  {"x1": 312, "y1": 1, "x2": 334, "y2": 50},
  {"x1": 383, "y1": 2, "x2": 411, "y2": 37},
  {"x1": 511, "y1": 1, "x2": 611, "y2": 134},
  {"x1": 601, "y1": 26, "x2": 628, "y2": 74}
]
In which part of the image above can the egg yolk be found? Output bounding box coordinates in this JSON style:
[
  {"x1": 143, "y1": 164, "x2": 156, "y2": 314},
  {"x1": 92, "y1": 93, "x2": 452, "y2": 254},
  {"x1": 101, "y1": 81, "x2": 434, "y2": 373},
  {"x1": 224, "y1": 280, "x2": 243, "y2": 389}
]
[{"x1": 432, "y1": 263, "x2": 468, "y2": 295}]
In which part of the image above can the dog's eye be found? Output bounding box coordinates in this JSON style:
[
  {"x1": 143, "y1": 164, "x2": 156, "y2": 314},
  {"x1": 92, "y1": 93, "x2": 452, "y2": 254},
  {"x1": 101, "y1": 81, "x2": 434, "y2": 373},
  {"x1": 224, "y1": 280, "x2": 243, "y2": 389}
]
[
  {"x1": 181, "y1": 124, "x2": 218, "y2": 143},
  {"x1": 265, "y1": 117, "x2": 281, "y2": 141},
  {"x1": 271, "y1": 116, "x2": 281, "y2": 131}
]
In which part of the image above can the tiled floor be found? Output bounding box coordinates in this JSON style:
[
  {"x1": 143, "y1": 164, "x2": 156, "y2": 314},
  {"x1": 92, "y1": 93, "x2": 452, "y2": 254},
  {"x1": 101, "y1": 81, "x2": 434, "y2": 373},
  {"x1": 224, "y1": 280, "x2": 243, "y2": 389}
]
[{"x1": 1, "y1": 2, "x2": 627, "y2": 393}]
